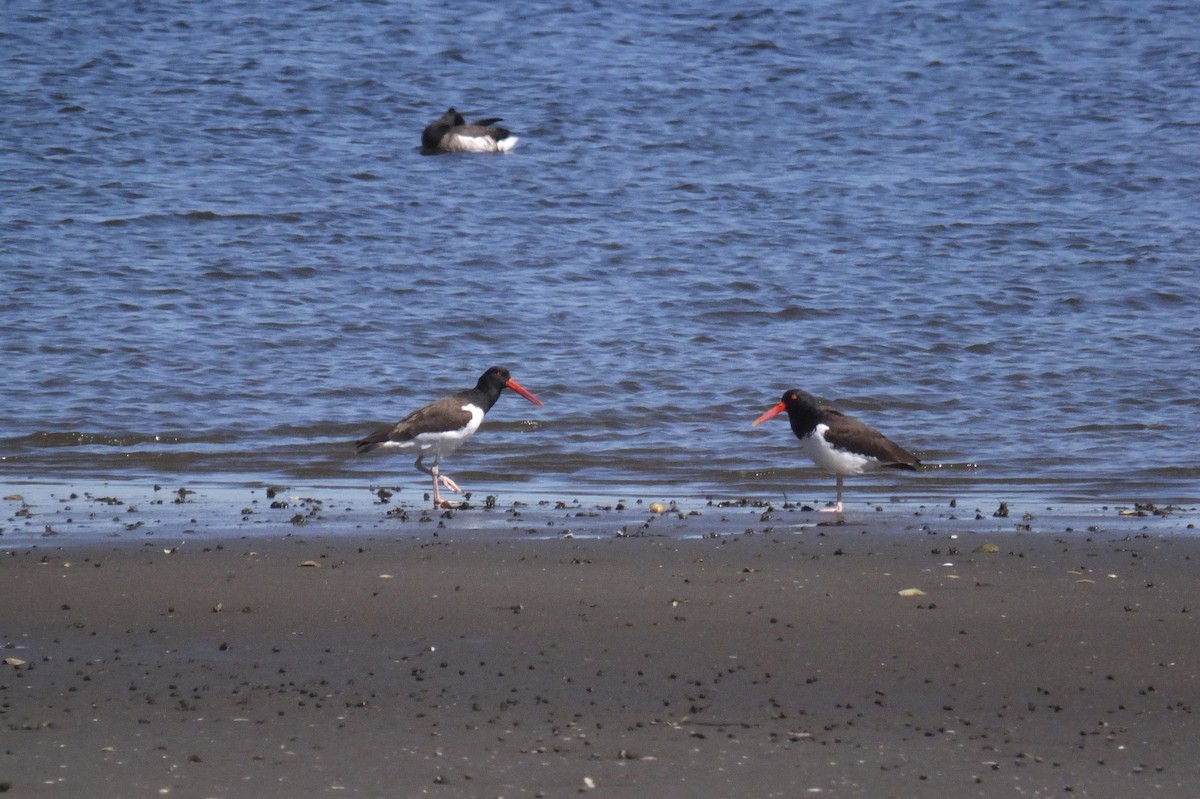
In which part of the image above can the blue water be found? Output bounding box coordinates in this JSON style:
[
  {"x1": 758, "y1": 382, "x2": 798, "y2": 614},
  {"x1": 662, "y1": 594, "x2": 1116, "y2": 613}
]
[{"x1": 3, "y1": 0, "x2": 1199, "y2": 511}]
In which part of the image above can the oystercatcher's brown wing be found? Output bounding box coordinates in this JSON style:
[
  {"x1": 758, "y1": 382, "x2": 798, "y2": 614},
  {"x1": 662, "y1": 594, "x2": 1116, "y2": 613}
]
[
  {"x1": 355, "y1": 394, "x2": 474, "y2": 452},
  {"x1": 820, "y1": 408, "x2": 921, "y2": 469}
]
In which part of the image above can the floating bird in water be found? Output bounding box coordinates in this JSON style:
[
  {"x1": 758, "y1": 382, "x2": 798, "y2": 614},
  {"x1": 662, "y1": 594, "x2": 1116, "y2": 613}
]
[
  {"x1": 753, "y1": 388, "x2": 920, "y2": 513},
  {"x1": 421, "y1": 107, "x2": 519, "y2": 153},
  {"x1": 356, "y1": 367, "x2": 543, "y2": 507}
]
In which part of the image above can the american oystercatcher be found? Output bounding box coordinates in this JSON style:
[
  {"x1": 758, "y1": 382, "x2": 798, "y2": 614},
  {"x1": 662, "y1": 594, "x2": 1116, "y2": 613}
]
[
  {"x1": 752, "y1": 388, "x2": 920, "y2": 513},
  {"x1": 356, "y1": 366, "x2": 543, "y2": 507},
  {"x1": 421, "y1": 108, "x2": 519, "y2": 154}
]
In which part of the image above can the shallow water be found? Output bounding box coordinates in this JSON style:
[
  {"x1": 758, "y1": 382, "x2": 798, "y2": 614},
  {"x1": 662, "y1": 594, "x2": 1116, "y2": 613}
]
[
  {"x1": 3, "y1": 0, "x2": 1199, "y2": 510},
  {"x1": 3, "y1": 479, "x2": 1192, "y2": 551}
]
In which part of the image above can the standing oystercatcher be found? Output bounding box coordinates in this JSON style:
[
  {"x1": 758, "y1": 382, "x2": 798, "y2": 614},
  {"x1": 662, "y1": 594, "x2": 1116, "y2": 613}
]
[
  {"x1": 752, "y1": 388, "x2": 920, "y2": 513},
  {"x1": 356, "y1": 366, "x2": 543, "y2": 507},
  {"x1": 421, "y1": 108, "x2": 519, "y2": 154}
]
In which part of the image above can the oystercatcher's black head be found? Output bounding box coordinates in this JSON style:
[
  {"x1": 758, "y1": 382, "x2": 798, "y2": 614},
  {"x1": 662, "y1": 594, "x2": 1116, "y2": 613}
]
[
  {"x1": 752, "y1": 388, "x2": 822, "y2": 427},
  {"x1": 477, "y1": 366, "x2": 544, "y2": 407}
]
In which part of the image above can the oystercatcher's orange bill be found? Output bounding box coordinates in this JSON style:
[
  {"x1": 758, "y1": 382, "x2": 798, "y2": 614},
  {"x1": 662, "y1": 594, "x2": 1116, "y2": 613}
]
[
  {"x1": 752, "y1": 401, "x2": 786, "y2": 426},
  {"x1": 505, "y1": 378, "x2": 544, "y2": 407}
]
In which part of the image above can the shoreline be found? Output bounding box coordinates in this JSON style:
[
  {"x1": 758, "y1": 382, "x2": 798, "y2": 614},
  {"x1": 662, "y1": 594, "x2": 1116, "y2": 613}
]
[{"x1": 3, "y1": 479, "x2": 1196, "y2": 551}]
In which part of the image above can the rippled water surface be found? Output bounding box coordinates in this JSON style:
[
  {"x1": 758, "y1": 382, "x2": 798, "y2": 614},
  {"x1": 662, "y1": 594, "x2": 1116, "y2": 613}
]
[{"x1": 3, "y1": 0, "x2": 1198, "y2": 509}]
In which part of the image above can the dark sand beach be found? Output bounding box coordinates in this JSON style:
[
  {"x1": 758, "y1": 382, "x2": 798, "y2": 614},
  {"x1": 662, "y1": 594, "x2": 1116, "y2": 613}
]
[{"x1": 3, "y1": 491, "x2": 1199, "y2": 798}]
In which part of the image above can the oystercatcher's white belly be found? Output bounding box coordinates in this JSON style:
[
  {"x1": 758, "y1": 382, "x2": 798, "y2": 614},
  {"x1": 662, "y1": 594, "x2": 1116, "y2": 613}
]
[
  {"x1": 802, "y1": 424, "x2": 878, "y2": 476},
  {"x1": 377, "y1": 403, "x2": 485, "y2": 456}
]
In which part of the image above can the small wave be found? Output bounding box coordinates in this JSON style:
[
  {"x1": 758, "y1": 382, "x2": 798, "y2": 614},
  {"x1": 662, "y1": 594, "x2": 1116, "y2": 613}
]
[
  {"x1": 1065, "y1": 422, "x2": 1170, "y2": 434},
  {"x1": 8, "y1": 431, "x2": 236, "y2": 448},
  {"x1": 97, "y1": 210, "x2": 305, "y2": 227},
  {"x1": 181, "y1": 210, "x2": 222, "y2": 221}
]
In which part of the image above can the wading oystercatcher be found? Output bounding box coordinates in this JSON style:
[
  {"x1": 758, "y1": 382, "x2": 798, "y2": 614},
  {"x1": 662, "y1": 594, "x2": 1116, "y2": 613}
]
[
  {"x1": 356, "y1": 366, "x2": 543, "y2": 507},
  {"x1": 753, "y1": 388, "x2": 920, "y2": 513},
  {"x1": 421, "y1": 108, "x2": 519, "y2": 154}
]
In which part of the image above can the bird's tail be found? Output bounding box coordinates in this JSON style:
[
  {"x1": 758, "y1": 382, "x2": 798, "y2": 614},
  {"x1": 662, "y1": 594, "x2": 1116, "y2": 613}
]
[{"x1": 354, "y1": 427, "x2": 391, "y2": 454}]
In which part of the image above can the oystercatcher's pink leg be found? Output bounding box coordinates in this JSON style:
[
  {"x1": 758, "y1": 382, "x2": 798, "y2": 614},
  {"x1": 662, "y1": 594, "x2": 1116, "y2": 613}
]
[
  {"x1": 418, "y1": 455, "x2": 462, "y2": 507},
  {"x1": 820, "y1": 476, "x2": 845, "y2": 514}
]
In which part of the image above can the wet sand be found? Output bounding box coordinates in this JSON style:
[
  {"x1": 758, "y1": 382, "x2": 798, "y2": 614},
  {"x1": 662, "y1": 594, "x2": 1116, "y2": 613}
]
[{"x1": 3, "y1": 495, "x2": 1200, "y2": 798}]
